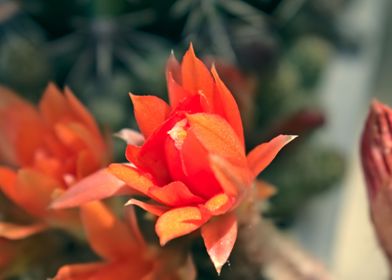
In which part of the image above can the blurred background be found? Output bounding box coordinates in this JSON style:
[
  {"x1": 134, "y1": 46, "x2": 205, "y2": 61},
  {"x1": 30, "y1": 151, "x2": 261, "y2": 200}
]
[{"x1": 0, "y1": 0, "x2": 391, "y2": 278}]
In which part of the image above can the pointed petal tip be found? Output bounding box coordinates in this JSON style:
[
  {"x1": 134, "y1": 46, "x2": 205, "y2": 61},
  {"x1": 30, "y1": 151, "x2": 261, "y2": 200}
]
[
  {"x1": 159, "y1": 237, "x2": 168, "y2": 247},
  {"x1": 288, "y1": 135, "x2": 298, "y2": 141},
  {"x1": 167, "y1": 51, "x2": 179, "y2": 68},
  {"x1": 370, "y1": 99, "x2": 390, "y2": 114},
  {"x1": 63, "y1": 85, "x2": 75, "y2": 98},
  {"x1": 371, "y1": 98, "x2": 382, "y2": 108},
  {"x1": 216, "y1": 265, "x2": 223, "y2": 276},
  {"x1": 189, "y1": 42, "x2": 194, "y2": 51},
  {"x1": 113, "y1": 128, "x2": 144, "y2": 146},
  {"x1": 201, "y1": 213, "x2": 237, "y2": 276},
  {"x1": 185, "y1": 42, "x2": 197, "y2": 59},
  {"x1": 124, "y1": 199, "x2": 133, "y2": 207},
  {"x1": 129, "y1": 92, "x2": 136, "y2": 99},
  {"x1": 45, "y1": 81, "x2": 59, "y2": 91},
  {"x1": 63, "y1": 85, "x2": 73, "y2": 93},
  {"x1": 210, "y1": 63, "x2": 217, "y2": 72},
  {"x1": 247, "y1": 134, "x2": 297, "y2": 181}
]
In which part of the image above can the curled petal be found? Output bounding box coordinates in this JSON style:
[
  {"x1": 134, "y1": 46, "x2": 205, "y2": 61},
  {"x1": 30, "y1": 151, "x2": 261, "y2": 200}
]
[
  {"x1": 156, "y1": 206, "x2": 211, "y2": 246},
  {"x1": 0, "y1": 222, "x2": 47, "y2": 240},
  {"x1": 125, "y1": 199, "x2": 168, "y2": 216},
  {"x1": 108, "y1": 164, "x2": 155, "y2": 196},
  {"x1": 130, "y1": 94, "x2": 171, "y2": 138},
  {"x1": 201, "y1": 213, "x2": 238, "y2": 275},
  {"x1": 148, "y1": 181, "x2": 204, "y2": 207},
  {"x1": 204, "y1": 193, "x2": 234, "y2": 216},
  {"x1": 51, "y1": 169, "x2": 134, "y2": 209},
  {"x1": 247, "y1": 135, "x2": 297, "y2": 178},
  {"x1": 114, "y1": 129, "x2": 145, "y2": 146},
  {"x1": 186, "y1": 113, "x2": 245, "y2": 162}
]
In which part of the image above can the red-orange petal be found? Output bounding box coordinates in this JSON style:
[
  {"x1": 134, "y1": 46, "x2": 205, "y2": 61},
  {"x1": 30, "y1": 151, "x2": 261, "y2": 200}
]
[
  {"x1": 0, "y1": 86, "x2": 46, "y2": 166},
  {"x1": 0, "y1": 222, "x2": 47, "y2": 240},
  {"x1": 201, "y1": 213, "x2": 238, "y2": 275},
  {"x1": 136, "y1": 113, "x2": 185, "y2": 184},
  {"x1": 173, "y1": 92, "x2": 210, "y2": 114},
  {"x1": 247, "y1": 135, "x2": 297, "y2": 178},
  {"x1": 209, "y1": 154, "x2": 253, "y2": 197},
  {"x1": 80, "y1": 201, "x2": 140, "y2": 261},
  {"x1": 0, "y1": 167, "x2": 17, "y2": 200},
  {"x1": 39, "y1": 83, "x2": 70, "y2": 125},
  {"x1": 64, "y1": 86, "x2": 102, "y2": 139},
  {"x1": 148, "y1": 181, "x2": 204, "y2": 207},
  {"x1": 181, "y1": 44, "x2": 214, "y2": 105},
  {"x1": 204, "y1": 193, "x2": 234, "y2": 216},
  {"x1": 166, "y1": 52, "x2": 190, "y2": 108},
  {"x1": 125, "y1": 144, "x2": 142, "y2": 166},
  {"x1": 125, "y1": 199, "x2": 168, "y2": 216},
  {"x1": 108, "y1": 164, "x2": 155, "y2": 196},
  {"x1": 254, "y1": 179, "x2": 277, "y2": 200},
  {"x1": 124, "y1": 206, "x2": 146, "y2": 247},
  {"x1": 156, "y1": 206, "x2": 211, "y2": 245},
  {"x1": 50, "y1": 169, "x2": 134, "y2": 209},
  {"x1": 130, "y1": 94, "x2": 171, "y2": 138},
  {"x1": 211, "y1": 66, "x2": 244, "y2": 146},
  {"x1": 166, "y1": 71, "x2": 190, "y2": 109},
  {"x1": 166, "y1": 52, "x2": 182, "y2": 83},
  {"x1": 186, "y1": 113, "x2": 245, "y2": 162},
  {"x1": 76, "y1": 150, "x2": 99, "y2": 180},
  {"x1": 1, "y1": 168, "x2": 61, "y2": 218},
  {"x1": 56, "y1": 122, "x2": 106, "y2": 167},
  {"x1": 54, "y1": 262, "x2": 108, "y2": 280},
  {"x1": 180, "y1": 127, "x2": 223, "y2": 198},
  {"x1": 56, "y1": 259, "x2": 151, "y2": 280}
]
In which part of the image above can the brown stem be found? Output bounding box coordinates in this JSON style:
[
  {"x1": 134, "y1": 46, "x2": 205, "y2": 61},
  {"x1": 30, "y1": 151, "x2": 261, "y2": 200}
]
[{"x1": 234, "y1": 201, "x2": 333, "y2": 280}]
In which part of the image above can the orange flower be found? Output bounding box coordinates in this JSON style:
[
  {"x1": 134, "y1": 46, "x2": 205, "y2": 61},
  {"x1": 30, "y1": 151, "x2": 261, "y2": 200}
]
[
  {"x1": 54, "y1": 202, "x2": 195, "y2": 280},
  {"x1": 0, "y1": 84, "x2": 113, "y2": 238},
  {"x1": 52, "y1": 45, "x2": 295, "y2": 273}
]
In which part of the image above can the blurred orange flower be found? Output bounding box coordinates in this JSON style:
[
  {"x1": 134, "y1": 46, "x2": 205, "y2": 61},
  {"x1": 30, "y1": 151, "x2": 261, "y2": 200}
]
[
  {"x1": 0, "y1": 84, "x2": 111, "y2": 238},
  {"x1": 53, "y1": 45, "x2": 295, "y2": 273},
  {"x1": 54, "y1": 202, "x2": 195, "y2": 280}
]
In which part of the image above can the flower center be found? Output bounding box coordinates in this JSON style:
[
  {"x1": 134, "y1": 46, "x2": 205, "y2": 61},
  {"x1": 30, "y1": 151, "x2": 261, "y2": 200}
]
[{"x1": 168, "y1": 119, "x2": 188, "y2": 149}]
